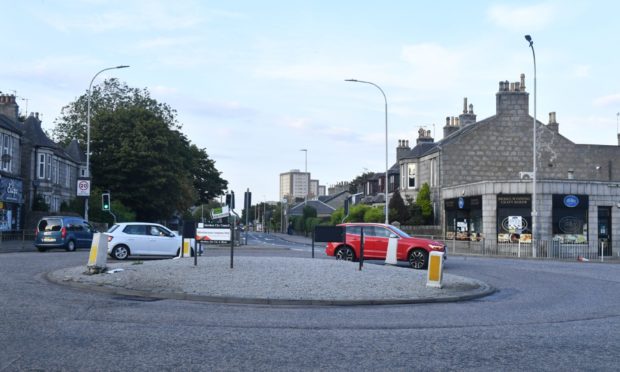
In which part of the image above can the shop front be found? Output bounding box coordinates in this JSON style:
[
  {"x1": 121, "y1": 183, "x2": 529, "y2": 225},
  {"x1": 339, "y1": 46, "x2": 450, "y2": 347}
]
[
  {"x1": 497, "y1": 194, "x2": 532, "y2": 244},
  {"x1": 0, "y1": 177, "x2": 23, "y2": 231},
  {"x1": 445, "y1": 196, "x2": 482, "y2": 241}
]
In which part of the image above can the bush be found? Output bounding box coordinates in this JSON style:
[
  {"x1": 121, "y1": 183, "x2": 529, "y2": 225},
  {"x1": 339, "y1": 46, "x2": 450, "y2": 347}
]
[{"x1": 363, "y1": 207, "x2": 384, "y2": 222}]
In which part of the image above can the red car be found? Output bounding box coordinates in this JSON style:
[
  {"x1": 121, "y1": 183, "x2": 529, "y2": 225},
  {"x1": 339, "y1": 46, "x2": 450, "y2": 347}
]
[{"x1": 325, "y1": 223, "x2": 446, "y2": 269}]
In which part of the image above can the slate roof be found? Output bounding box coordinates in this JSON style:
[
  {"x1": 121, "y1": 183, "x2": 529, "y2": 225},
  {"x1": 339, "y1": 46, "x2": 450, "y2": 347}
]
[
  {"x1": 22, "y1": 115, "x2": 83, "y2": 163},
  {"x1": 289, "y1": 200, "x2": 336, "y2": 216},
  {"x1": 0, "y1": 113, "x2": 21, "y2": 135},
  {"x1": 65, "y1": 139, "x2": 86, "y2": 163}
]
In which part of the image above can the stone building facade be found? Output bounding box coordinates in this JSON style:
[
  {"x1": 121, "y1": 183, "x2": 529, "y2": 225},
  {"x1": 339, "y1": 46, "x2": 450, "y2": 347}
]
[
  {"x1": 0, "y1": 94, "x2": 85, "y2": 231},
  {"x1": 399, "y1": 74, "x2": 620, "y2": 256},
  {"x1": 0, "y1": 95, "x2": 24, "y2": 230}
]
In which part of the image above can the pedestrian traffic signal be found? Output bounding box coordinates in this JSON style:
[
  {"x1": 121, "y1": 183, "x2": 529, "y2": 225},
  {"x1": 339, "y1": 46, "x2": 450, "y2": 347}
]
[{"x1": 102, "y1": 193, "x2": 110, "y2": 211}]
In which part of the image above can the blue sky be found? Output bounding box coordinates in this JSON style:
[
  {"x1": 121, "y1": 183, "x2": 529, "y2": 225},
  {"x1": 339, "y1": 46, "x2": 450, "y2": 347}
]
[{"x1": 2, "y1": 0, "x2": 620, "y2": 203}]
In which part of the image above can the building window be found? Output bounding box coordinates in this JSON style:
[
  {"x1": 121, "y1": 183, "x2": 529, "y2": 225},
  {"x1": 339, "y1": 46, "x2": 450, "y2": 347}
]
[
  {"x1": 46, "y1": 154, "x2": 51, "y2": 180},
  {"x1": 38, "y1": 153, "x2": 46, "y2": 179},
  {"x1": 65, "y1": 164, "x2": 70, "y2": 187},
  {"x1": 407, "y1": 163, "x2": 416, "y2": 189},
  {"x1": 552, "y1": 194, "x2": 589, "y2": 243},
  {"x1": 1, "y1": 134, "x2": 12, "y2": 172},
  {"x1": 430, "y1": 158, "x2": 438, "y2": 187}
]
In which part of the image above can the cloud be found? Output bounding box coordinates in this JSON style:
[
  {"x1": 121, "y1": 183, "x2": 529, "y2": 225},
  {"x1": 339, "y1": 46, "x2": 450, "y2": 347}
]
[
  {"x1": 593, "y1": 93, "x2": 620, "y2": 107},
  {"x1": 487, "y1": 3, "x2": 556, "y2": 32}
]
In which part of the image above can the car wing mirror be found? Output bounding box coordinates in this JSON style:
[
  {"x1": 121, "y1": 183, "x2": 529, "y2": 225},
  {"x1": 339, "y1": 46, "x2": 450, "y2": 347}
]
[{"x1": 389, "y1": 234, "x2": 399, "y2": 239}]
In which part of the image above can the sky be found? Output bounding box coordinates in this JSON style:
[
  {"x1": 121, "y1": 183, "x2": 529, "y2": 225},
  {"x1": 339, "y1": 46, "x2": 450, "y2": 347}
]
[{"x1": 2, "y1": 0, "x2": 620, "y2": 203}]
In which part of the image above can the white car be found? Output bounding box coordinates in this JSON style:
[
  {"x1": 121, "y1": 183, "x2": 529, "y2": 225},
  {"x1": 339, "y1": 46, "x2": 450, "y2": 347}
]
[{"x1": 107, "y1": 222, "x2": 184, "y2": 260}]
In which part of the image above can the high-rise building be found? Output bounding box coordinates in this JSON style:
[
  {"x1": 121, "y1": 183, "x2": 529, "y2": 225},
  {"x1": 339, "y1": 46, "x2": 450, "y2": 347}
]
[{"x1": 279, "y1": 169, "x2": 310, "y2": 202}]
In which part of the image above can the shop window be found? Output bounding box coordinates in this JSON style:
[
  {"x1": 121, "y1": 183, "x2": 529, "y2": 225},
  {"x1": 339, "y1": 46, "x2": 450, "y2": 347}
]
[
  {"x1": 496, "y1": 194, "x2": 532, "y2": 243},
  {"x1": 445, "y1": 196, "x2": 482, "y2": 241},
  {"x1": 552, "y1": 194, "x2": 588, "y2": 243}
]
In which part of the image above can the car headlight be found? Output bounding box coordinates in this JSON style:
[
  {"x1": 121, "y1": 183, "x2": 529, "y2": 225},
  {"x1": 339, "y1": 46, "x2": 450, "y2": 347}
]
[{"x1": 428, "y1": 244, "x2": 444, "y2": 250}]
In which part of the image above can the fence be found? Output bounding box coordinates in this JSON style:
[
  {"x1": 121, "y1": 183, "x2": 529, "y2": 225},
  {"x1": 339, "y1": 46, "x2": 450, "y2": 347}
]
[
  {"x1": 0, "y1": 231, "x2": 37, "y2": 252},
  {"x1": 414, "y1": 234, "x2": 616, "y2": 262}
]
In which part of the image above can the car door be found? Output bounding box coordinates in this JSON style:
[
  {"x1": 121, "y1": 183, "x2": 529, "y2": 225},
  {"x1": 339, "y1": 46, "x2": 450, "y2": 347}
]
[
  {"x1": 364, "y1": 226, "x2": 391, "y2": 258},
  {"x1": 148, "y1": 225, "x2": 175, "y2": 255},
  {"x1": 122, "y1": 224, "x2": 149, "y2": 255}
]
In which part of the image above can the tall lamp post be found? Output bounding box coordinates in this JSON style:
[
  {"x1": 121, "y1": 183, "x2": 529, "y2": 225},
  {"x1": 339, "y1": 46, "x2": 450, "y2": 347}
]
[
  {"x1": 524, "y1": 35, "x2": 537, "y2": 252},
  {"x1": 85, "y1": 65, "x2": 130, "y2": 220},
  {"x1": 300, "y1": 149, "x2": 308, "y2": 202},
  {"x1": 345, "y1": 79, "x2": 389, "y2": 224}
]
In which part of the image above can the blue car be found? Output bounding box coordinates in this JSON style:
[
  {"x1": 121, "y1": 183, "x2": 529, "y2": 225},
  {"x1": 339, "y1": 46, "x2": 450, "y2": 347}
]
[{"x1": 34, "y1": 216, "x2": 96, "y2": 252}]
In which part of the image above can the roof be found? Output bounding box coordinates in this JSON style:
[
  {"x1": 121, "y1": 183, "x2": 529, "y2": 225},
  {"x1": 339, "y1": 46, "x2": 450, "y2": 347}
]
[
  {"x1": 288, "y1": 200, "x2": 336, "y2": 216},
  {"x1": 22, "y1": 115, "x2": 82, "y2": 163},
  {"x1": 65, "y1": 139, "x2": 86, "y2": 163},
  {"x1": 0, "y1": 113, "x2": 21, "y2": 135}
]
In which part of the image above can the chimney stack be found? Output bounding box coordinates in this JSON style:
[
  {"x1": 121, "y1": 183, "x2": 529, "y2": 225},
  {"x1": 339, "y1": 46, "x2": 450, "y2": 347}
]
[
  {"x1": 459, "y1": 97, "x2": 477, "y2": 127},
  {"x1": 496, "y1": 74, "x2": 529, "y2": 116},
  {"x1": 0, "y1": 94, "x2": 19, "y2": 122},
  {"x1": 547, "y1": 112, "x2": 559, "y2": 133},
  {"x1": 396, "y1": 139, "x2": 411, "y2": 160}
]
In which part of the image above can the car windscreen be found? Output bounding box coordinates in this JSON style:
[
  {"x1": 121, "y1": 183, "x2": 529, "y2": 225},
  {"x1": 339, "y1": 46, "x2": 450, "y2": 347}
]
[
  {"x1": 38, "y1": 218, "x2": 62, "y2": 232},
  {"x1": 107, "y1": 225, "x2": 120, "y2": 233},
  {"x1": 388, "y1": 225, "x2": 411, "y2": 238}
]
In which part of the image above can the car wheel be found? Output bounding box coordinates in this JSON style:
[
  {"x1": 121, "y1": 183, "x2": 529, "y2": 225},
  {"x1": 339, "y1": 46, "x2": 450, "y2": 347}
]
[
  {"x1": 65, "y1": 240, "x2": 76, "y2": 252},
  {"x1": 335, "y1": 246, "x2": 355, "y2": 261},
  {"x1": 111, "y1": 245, "x2": 130, "y2": 260},
  {"x1": 408, "y1": 249, "x2": 428, "y2": 270}
]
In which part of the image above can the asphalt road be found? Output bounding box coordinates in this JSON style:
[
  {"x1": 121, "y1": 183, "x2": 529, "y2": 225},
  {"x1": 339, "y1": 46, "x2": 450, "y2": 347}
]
[{"x1": 1, "y1": 247, "x2": 619, "y2": 371}]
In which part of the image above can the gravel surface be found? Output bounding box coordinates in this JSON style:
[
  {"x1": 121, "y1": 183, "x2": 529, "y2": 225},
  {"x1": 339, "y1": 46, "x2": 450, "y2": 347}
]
[{"x1": 48, "y1": 256, "x2": 491, "y2": 303}]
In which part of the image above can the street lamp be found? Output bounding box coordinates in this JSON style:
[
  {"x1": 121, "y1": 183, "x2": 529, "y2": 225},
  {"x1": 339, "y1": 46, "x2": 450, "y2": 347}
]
[
  {"x1": 345, "y1": 79, "x2": 389, "y2": 224},
  {"x1": 524, "y1": 35, "x2": 537, "y2": 251},
  {"x1": 85, "y1": 65, "x2": 130, "y2": 220}
]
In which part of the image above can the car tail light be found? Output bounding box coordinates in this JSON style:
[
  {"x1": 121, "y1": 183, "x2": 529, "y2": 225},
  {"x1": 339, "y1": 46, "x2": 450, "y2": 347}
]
[
  {"x1": 61, "y1": 227, "x2": 67, "y2": 239},
  {"x1": 107, "y1": 236, "x2": 114, "y2": 242}
]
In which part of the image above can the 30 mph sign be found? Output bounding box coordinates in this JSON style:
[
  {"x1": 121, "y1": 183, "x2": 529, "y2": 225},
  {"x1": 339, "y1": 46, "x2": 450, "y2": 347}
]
[{"x1": 77, "y1": 180, "x2": 91, "y2": 196}]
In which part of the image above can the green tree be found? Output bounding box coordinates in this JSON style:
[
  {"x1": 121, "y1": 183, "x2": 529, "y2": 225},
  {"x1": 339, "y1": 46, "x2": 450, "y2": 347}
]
[
  {"x1": 363, "y1": 207, "x2": 384, "y2": 222},
  {"x1": 52, "y1": 79, "x2": 227, "y2": 221},
  {"x1": 349, "y1": 172, "x2": 375, "y2": 193},
  {"x1": 416, "y1": 183, "x2": 434, "y2": 224},
  {"x1": 388, "y1": 190, "x2": 409, "y2": 223}
]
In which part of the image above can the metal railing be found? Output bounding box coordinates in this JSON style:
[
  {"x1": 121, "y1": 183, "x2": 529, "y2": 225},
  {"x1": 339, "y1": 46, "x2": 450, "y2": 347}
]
[{"x1": 413, "y1": 234, "x2": 616, "y2": 262}]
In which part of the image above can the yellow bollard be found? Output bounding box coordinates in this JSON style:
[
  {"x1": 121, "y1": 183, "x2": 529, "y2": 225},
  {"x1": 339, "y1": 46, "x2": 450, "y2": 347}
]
[
  {"x1": 426, "y1": 251, "x2": 444, "y2": 288},
  {"x1": 87, "y1": 233, "x2": 109, "y2": 274}
]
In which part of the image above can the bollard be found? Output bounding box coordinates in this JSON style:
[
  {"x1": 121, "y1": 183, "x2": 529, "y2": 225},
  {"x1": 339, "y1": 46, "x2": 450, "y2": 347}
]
[
  {"x1": 426, "y1": 251, "x2": 444, "y2": 288},
  {"x1": 384, "y1": 237, "x2": 398, "y2": 265},
  {"x1": 182, "y1": 239, "x2": 195, "y2": 257},
  {"x1": 87, "y1": 233, "x2": 109, "y2": 274}
]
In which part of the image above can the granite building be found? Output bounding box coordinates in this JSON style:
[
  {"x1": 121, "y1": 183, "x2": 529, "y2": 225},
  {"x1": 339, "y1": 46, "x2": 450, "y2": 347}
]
[{"x1": 399, "y1": 74, "x2": 620, "y2": 256}]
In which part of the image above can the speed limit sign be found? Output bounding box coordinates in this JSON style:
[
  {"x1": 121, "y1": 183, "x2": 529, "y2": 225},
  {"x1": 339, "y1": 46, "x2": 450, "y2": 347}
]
[{"x1": 77, "y1": 179, "x2": 91, "y2": 196}]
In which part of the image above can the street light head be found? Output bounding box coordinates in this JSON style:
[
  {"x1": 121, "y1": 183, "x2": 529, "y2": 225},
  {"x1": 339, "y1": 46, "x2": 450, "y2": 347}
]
[
  {"x1": 345, "y1": 79, "x2": 358, "y2": 82},
  {"x1": 116, "y1": 65, "x2": 130, "y2": 69},
  {"x1": 524, "y1": 35, "x2": 533, "y2": 46}
]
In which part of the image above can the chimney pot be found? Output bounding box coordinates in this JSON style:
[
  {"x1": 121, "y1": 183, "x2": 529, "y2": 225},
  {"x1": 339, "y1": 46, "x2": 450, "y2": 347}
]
[
  {"x1": 520, "y1": 73, "x2": 526, "y2": 91},
  {"x1": 468, "y1": 103, "x2": 474, "y2": 114},
  {"x1": 463, "y1": 97, "x2": 468, "y2": 114}
]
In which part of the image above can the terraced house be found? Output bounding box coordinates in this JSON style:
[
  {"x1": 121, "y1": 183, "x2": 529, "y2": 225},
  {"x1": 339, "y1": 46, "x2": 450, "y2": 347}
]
[{"x1": 0, "y1": 94, "x2": 85, "y2": 232}]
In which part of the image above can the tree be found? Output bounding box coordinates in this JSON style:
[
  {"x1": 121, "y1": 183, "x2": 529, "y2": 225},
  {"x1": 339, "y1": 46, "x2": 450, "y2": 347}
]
[
  {"x1": 52, "y1": 79, "x2": 227, "y2": 221},
  {"x1": 349, "y1": 172, "x2": 375, "y2": 194},
  {"x1": 363, "y1": 207, "x2": 384, "y2": 222},
  {"x1": 416, "y1": 183, "x2": 434, "y2": 224},
  {"x1": 388, "y1": 190, "x2": 409, "y2": 223}
]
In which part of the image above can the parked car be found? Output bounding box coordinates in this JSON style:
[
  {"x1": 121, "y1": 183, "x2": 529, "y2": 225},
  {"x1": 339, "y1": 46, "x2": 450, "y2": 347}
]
[
  {"x1": 325, "y1": 223, "x2": 446, "y2": 269},
  {"x1": 106, "y1": 222, "x2": 184, "y2": 260},
  {"x1": 34, "y1": 216, "x2": 96, "y2": 252}
]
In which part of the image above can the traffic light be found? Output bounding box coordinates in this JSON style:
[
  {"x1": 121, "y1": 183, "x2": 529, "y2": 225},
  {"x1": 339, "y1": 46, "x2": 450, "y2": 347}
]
[
  {"x1": 102, "y1": 193, "x2": 110, "y2": 211},
  {"x1": 225, "y1": 191, "x2": 235, "y2": 209}
]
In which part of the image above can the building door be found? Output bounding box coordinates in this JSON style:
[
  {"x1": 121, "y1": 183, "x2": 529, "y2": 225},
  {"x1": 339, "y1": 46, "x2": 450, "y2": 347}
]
[{"x1": 598, "y1": 207, "x2": 612, "y2": 256}]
